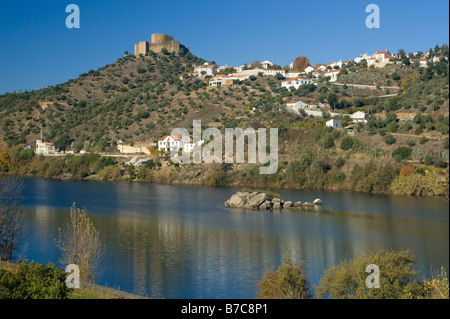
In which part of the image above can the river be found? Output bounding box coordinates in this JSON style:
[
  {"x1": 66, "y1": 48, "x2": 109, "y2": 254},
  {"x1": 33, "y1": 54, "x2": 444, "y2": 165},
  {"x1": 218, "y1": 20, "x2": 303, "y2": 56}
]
[{"x1": 17, "y1": 177, "x2": 449, "y2": 298}]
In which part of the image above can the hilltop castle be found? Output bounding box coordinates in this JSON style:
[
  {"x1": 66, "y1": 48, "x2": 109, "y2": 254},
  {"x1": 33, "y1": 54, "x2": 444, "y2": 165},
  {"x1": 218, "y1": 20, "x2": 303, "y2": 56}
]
[{"x1": 134, "y1": 33, "x2": 181, "y2": 55}]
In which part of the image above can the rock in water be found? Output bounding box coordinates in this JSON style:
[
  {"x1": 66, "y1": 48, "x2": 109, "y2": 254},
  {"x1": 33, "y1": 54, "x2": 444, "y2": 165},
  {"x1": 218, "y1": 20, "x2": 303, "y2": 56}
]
[
  {"x1": 228, "y1": 193, "x2": 247, "y2": 207},
  {"x1": 273, "y1": 202, "x2": 282, "y2": 209},
  {"x1": 313, "y1": 198, "x2": 322, "y2": 205},
  {"x1": 247, "y1": 193, "x2": 268, "y2": 207}
]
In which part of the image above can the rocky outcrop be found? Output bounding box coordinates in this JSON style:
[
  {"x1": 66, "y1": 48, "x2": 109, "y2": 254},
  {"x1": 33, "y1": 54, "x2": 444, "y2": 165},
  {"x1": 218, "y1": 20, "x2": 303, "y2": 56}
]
[{"x1": 224, "y1": 192, "x2": 323, "y2": 211}]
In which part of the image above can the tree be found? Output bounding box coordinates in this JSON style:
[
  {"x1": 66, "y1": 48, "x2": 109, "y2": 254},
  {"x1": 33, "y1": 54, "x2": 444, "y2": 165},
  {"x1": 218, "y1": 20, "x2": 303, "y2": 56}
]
[
  {"x1": 56, "y1": 203, "x2": 103, "y2": 282},
  {"x1": 400, "y1": 164, "x2": 413, "y2": 176},
  {"x1": 250, "y1": 60, "x2": 261, "y2": 69},
  {"x1": 293, "y1": 56, "x2": 311, "y2": 71},
  {"x1": 401, "y1": 74, "x2": 419, "y2": 92},
  {"x1": 322, "y1": 134, "x2": 335, "y2": 149},
  {"x1": 257, "y1": 251, "x2": 310, "y2": 299},
  {"x1": 315, "y1": 249, "x2": 423, "y2": 299},
  {"x1": 327, "y1": 93, "x2": 338, "y2": 110},
  {"x1": 391, "y1": 72, "x2": 400, "y2": 81},
  {"x1": 392, "y1": 147, "x2": 412, "y2": 162},
  {"x1": 0, "y1": 176, "x2": 24, "y2": 261},
  {"x1": 383, "y1": 134, "x2": 396, "y2": 145},
  {"x1": 340, "y1": 136, "x2": 354, "y2": 150}
]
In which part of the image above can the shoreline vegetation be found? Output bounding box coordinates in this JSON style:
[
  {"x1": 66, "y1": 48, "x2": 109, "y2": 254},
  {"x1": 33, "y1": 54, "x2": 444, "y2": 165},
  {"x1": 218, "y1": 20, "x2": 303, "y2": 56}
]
[{"x1": 1, "y1": 147, "x2": 448, "y2": 198}]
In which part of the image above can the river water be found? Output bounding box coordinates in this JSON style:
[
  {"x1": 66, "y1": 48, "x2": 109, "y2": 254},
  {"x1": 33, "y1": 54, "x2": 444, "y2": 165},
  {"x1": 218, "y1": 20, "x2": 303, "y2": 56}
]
[{"x1": 18, "y1": 177, "x2": 449, "y2": 298}]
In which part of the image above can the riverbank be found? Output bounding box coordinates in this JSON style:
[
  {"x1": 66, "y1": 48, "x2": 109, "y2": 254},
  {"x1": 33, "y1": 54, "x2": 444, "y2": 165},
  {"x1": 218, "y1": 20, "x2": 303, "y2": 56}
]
[{"x1": 4, "y1": 158, "x2": 448, "y2": 198}]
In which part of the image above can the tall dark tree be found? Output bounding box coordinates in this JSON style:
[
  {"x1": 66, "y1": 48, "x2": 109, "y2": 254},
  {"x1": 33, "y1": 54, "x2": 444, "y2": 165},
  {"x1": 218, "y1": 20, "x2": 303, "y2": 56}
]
[{"x1": 0, "y1": 176, "x2": 24, "y2": 261}]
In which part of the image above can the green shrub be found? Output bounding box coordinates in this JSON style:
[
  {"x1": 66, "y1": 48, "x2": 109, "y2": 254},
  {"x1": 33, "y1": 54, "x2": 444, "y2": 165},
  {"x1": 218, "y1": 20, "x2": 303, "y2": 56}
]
[
  {"x1": 384, "y1": 134, "x2": 396, "y2": 145},
  {"x1": 257, "y1": 252, "x2": 310, "y2": 299},
  {"x1": 332, "y1": 171, "x2": 346, "y2": 183},
  {"x1": 334, "y1": 157, "x2": 345, "y2": 168},
  {"x1": 419, "y1": 136, "x2": 428, "y2": 145},
  {"x1": 315, "y1": 249, "x2": 423, "y2": 299},
  {"x1": 0, "y1": 260, "x2": 68, "y2": 299},
  {"x1": 19, "y1": 149, "x2": 35, "y2": 161},
  {"x1": 389, "y1": 174, "x2": 445, "y2": 196},
  {"x1": 392, "y1": 147, "x2": 412, "y2": 162},
  {"x1": 340, "y1": 136, "x2": 354, "y2": 150}
]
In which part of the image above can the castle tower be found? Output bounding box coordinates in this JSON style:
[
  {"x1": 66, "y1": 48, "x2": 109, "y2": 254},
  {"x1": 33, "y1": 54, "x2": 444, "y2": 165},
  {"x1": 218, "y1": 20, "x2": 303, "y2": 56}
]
[
  {"x1": 134, "y1": 34, "x2": 180, "y2": 55},
  {"x1": 151, "y1": 33, "x2": 174, "y2": 44}
]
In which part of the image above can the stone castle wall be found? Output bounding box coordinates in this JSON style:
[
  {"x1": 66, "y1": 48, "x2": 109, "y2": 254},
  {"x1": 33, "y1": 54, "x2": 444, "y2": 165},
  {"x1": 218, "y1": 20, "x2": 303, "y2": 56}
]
[{"x1": 134, "y1": 34, "x2": 179, "y2": 55}]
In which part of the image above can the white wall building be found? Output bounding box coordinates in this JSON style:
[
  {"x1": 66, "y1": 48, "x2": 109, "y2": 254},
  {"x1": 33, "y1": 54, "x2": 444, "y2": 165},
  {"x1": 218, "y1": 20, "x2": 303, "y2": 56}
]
[
  {"x1": 433, "y1": 56, "x2": 448, "y2": 63},
  {"x1": 281, "y1": 76, "x2": 314, "y2": 89},
  {"x1": 304, "y1": 66, "x2": 315, "y2": 74},
  {"x1": 285, "y1": 70, "x2": 303, "y2": 78},
  {"x1": 286, "y1": 100, "x2": 313, "y2": 111},
  {"x1": 260, "y1": 60, "x2": 274, "y2": 69},
  {"x1": 194, "y1": 63, "x2": 217, "y2": 77},
  {"x1": 411, "y1": 58, "x2": 429, "y2": 67},
  {"x1": 351, "y1": 111, "x2": 368, "y2": 123},
  {"x1": 326, "y1": 119, "x2": 342, "y2": 128},
  {"x1": 158, "y1": 135, "x2": 191, "y2": 152},
  {"x1": 322, "y1": 69, "x2": 340, "y2": 82},
  {"x1": 35, "y1": 140, "x2": 55, "y2": 155},
  {"x1": 354, "y1": 53, "x2": 371, "y2": 64},
  {"x1": 263, "y1": 69, "x2": 285, "y2": 77},
  {"x1": 209, "y1": 75, "x2": 235, "y2": 86}
]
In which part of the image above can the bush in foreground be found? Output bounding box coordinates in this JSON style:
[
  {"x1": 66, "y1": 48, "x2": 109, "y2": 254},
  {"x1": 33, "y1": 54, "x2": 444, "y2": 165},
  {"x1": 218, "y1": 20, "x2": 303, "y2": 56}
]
[
  {"x1": 0, "y1": 260, "x2": 68, "y2": 299},
  {"x1": 315, "y1": 249, "x2": 423, "y2": 299},
  {"x1": 257, "y1": 252, "x2": 310, "y2": 299}
]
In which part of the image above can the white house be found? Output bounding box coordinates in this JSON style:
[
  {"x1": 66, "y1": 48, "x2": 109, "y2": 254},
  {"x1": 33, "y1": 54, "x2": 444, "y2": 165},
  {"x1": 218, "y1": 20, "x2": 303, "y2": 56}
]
[
  {"x1": 373, "y1": 49, "x2": 391, "y2": 62},
  {"x1": 260, "y1": 60, "x2": 274, "y2": 69},
  {"x1": 209, "y1": 75, "x2": 235, "y2": 86},
  {"x1": 281, "y1": 76, "x2": 314, "y2": 89},
  {"x1": 194, "y1": 63, "x2": 217, "y2": 77},
  {"x1": 411, "y1": 58, "x2": 429, "y2": 67},
  {"x1": 304, "y1": 66, "x2": 315, "y2": 74},
  {"x1": 354, "y1": 53, "x2": 371, "y2": 64},
  {"x1": 367, "y1": 50, "x2": 398, "y2": 67},
  {"x1": 263, "y1": 69, "x2": 285, "y2": 77},
  {"x1": 326, "y1": 118, "x2": 342, "y2": 128},
  {"x1": 158, "y1": 135, "x2": 191, "y2": 152},
  {"x1": 351, "y1": 111, "x2": 367, "y2": 123},
  {"x1": 35, "y1": 140, "x2": 55, "y2": 155},
  {"x1": 322, "y1": 69, "x2": 340, "y2": 82},
  {"x1": 286, "y1": 100, "x2": 312, "y2": 111},
  {"x1": 182, "y1": 140, "x2": 204, "y2": 153},
  {"x1": 433, "y1": 56, "x2": 448, "y2": 63},
  {"x1": 285, "y1": 70, "x2": 303, "y2": 78}
]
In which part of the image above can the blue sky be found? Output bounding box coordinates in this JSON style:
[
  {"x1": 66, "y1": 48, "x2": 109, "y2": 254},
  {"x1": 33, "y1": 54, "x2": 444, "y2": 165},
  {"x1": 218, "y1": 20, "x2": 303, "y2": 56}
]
[{"x1": 0, "y1": 0, "x2": 448, "y2": 94}]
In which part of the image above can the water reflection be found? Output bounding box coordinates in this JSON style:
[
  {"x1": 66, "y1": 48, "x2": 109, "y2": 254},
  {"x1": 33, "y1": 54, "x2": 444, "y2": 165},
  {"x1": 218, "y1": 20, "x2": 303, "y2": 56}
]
[{"x1": 19, "y1": 178, "x2": 449, "y2": 298}]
